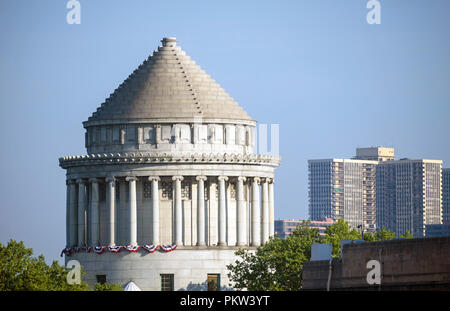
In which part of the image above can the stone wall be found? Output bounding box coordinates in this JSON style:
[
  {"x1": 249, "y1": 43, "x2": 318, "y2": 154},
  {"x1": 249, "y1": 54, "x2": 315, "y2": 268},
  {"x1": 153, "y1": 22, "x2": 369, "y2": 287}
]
[
  {"x1": 69, "y1": 248, "x2": 242, "y2": 291},
  {"x1": 302, "y1": 237, "x2": 450, "y2": 290}
]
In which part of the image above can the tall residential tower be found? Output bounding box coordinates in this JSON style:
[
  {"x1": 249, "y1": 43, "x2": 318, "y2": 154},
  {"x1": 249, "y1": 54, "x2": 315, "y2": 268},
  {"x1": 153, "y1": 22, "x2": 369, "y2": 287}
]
[
  {"x1": 308, "y1": 158, "x2": 378, "y2": 231},
  {"x1": 376, "y1": 159, "x2": 442, "y2": 237}
]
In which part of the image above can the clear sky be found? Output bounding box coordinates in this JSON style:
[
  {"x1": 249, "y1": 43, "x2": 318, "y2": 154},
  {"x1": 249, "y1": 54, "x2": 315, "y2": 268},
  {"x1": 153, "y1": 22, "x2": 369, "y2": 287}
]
[{"x1": 0, "y1": 0, "x2": 449, "y2": 263}]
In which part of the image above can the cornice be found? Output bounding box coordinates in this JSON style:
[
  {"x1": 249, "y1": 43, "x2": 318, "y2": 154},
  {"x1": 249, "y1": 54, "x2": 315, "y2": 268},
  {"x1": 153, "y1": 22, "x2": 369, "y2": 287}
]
[{"x1": 59, "y1": 152, "x2": 281, "y2": 169}]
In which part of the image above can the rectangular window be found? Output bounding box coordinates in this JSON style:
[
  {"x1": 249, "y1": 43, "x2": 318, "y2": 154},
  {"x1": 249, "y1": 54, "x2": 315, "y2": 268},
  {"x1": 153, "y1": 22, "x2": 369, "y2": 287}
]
[
  {"x1": 161, "y1": 181, "x2": 173, "y2": 200},
  {"x1": 143, "y1": 181, "x2": 152, "y2": 199},
  {"x1": 161, "y1": 274, "x2": 174, "y2": 291},
  {"x1": 181, "y1": 181, "x2": 191, "y2": 200},
  {"x1": 207, "y1": 274, "x2": 220, "y2": 291},
  {"x1": 96, "y1": 274, "x2": 106, "y2": 284}
]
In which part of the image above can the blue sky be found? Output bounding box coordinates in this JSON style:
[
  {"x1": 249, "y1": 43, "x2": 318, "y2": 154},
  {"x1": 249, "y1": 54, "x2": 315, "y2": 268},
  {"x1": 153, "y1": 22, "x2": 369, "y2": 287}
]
[{"x1": 0, "y1": 0, "x2": 449, "y2": 263}]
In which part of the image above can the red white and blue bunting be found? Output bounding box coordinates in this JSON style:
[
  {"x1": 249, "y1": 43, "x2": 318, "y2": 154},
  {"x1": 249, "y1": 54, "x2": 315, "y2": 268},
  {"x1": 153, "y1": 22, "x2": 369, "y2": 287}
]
[
  {"x1": 108, "y1": 245, "x2": 123, "y2": 253},
  {"x1": 61, "y1": 243, "x2": 178, "y2": 256},
  {"x1": 93, "y1": 246, "x2": 107, "y2": 254},
  {"x1": 60, "y1": 247, "x2": 72, "y2": 257},
  {"x1": 142, "y1": 244, "x2": 158, "y2": 253},
  {"x1": 124, "y1": 245, "x2": 140, "y2": 252},
  {"x1": 160, "y1": 244, "x2": 177, "y2": 252}
]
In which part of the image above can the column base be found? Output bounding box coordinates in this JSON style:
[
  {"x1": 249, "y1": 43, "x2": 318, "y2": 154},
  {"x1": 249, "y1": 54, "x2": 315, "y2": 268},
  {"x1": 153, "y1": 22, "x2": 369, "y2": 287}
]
[{"x1": 217, "y1": 242, "x2": 228, "y2": 247}]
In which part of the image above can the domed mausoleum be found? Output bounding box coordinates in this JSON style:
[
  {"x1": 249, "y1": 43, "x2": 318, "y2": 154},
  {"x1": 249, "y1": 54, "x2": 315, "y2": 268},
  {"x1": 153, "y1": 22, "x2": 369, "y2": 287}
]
[{"x1": 59, "y1": 37, "x2": 280, "y2": 290}]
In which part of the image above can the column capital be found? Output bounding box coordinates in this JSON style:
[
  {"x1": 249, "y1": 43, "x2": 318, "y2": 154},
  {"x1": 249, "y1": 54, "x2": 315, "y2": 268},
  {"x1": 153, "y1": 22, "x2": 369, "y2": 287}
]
[
  {"x1": 172, "y1": 175, "x2": 184, "y2": 181},
  {"x1": 261, "y1": 177, "x2": 272, "y2": 184},
  {"x1": 252, "y1": 177, "x2": 261, "y2": 184},
  {"x1": 237, "y1": 176, "x2": 247, "y2": 182},
  {"x1": 196, "y1": 175, "x2": 207, "y2": 182},
  {"x1": 66, "y1": 179, "x2": 76, "y2": 185},
  {"x1": 76, "y1": 178, "x2": 87, "y2": 184},
  {"x1": 148, "y1": 176, "x2": 161, "y2": 182},
  {"x1": 105, "y1": 176, "x2": 116, "y2": 183},
  {"x1": 125, "y1": 176, "x2": 138, "y2": 182},
  {"x1": 89, "y1": 178, "x2": 100, "y2": 183},
  {"x1": 218, "y1": 176, "x2": 229, "y2": 182}
]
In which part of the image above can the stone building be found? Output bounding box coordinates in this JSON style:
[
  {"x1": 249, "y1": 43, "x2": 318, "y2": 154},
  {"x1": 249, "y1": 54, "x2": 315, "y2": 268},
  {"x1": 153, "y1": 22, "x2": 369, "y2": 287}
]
[
  {"x1": 302, "y1": 237, "x2": 450, "y2": 290},
  {"x1": 59, "y1": 37, "x2": 280, "y2": 290}
]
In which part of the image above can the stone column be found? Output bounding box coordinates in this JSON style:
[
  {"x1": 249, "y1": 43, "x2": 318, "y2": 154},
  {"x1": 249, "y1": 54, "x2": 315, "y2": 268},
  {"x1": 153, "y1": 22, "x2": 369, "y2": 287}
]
[
  {"x1": 268, "y1": 179, "x2": 275, "y2": 237},
  {"x1": 251, "y1": 177, "x2": 261, "y2": 247},
  {"x1": 172, "y1": 176, "x2": 184, "y2": 245},
  {"x1": 261, "y1": 178, "x2": 269, "y2": 245},
  {"x1": 76, "y1": 179, "x2": 87, "y2": 247},
  {"x1": 67, "y1": 180, "x2": 78, "y2": 247},
  {"x1": 236, "y1": 176, "x2": 247, "y2": 246},
  {"x1": 148, "y1": 176, "x2": 160, "y2": 245},
  {"x1": 90, "y1": 178, "x2": 100, "y2": 246},
  {"x1": 105, "y1": 177, "x2": 116, "y2": 247},
  {"x1": 218, "y1": 176, "x2": 228, "y2": 246},
  {"x1": 126, "y1": 177, "x2": 138, "y2": 246},
  {"x1": 66, "y1": 180, "x2": 70, "y2": 247},
  {"x1": 196, "y1": 176, "x2": 207, "y2": 246}
]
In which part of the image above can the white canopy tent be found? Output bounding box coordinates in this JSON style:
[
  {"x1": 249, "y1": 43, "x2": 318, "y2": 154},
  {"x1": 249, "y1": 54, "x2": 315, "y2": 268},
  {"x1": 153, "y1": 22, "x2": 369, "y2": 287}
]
[{"x1": 123, "y1": 281, "x2": 141, "y2": 291}]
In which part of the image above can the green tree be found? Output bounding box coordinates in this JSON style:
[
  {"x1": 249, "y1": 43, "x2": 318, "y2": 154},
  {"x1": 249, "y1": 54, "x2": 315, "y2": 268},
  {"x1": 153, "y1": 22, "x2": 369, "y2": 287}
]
[
  {"x1": 227, "y1": 221, "x2": 320, "y2": 291},
  {"x1": 376, "y1": 227, "x2": 396, "y2": 241},
  {"x1": 94, "y1": 282, "x2": 123, "y2": 291},
  {"x1": 399, "y1": 230, "x2": 413, "y2": 239},
  {"x1": 321, "y1": 219, "x2": 361, "y2": 257},
  {"x1": 227, "y1": 220, "x2": 400, "y2": 291},
  {"x1": 0, "y1": 239, "x2": 91, "y2": 291}
]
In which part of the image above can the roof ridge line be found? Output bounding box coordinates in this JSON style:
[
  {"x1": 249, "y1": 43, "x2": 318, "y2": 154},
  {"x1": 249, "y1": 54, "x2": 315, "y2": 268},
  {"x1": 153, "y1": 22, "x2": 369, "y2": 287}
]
[{"x1": 172, "y1": 47, "x2": 203, "y2": 117}]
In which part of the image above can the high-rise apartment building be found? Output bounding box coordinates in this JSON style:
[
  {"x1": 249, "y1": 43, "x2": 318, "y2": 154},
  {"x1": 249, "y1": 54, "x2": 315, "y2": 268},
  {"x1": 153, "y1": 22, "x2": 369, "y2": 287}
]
[
  {"x1": 274, "y1": 218, "x2": 335, "y2": 238},
  {"x1": 355, "y1": 147, "x2": 395, "y2": 162},
  {"x1": 376, "y1": 159, "x2": 442, "y2": 237},
  {"x1": 308, "y1": 159, "x2": 378, "y2": 231},
  {"x1": 443, "y1": 168, "x2": 450, "y2": 224}
]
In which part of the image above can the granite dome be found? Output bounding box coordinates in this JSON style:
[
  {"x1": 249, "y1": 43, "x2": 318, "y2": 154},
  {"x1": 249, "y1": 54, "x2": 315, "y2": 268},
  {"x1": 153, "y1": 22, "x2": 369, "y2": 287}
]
[{"x1": 85, "y1": 37, "x2": 252, "y2": 125}]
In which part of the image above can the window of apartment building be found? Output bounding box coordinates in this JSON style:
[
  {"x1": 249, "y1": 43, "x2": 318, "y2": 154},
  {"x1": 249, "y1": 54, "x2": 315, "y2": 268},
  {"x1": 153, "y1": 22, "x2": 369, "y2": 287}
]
[
  {"x1": 207, "y1": 274, "x2": 220, "y2": 291},
  {"x1": 161, "y1": 274, "x2": 174, "y2": 291}
]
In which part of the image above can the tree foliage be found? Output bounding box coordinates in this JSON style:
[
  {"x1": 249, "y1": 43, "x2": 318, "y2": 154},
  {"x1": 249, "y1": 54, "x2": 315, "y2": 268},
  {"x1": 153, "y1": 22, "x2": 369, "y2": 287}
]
[
  {"x1": 321, "y1": 219, "x2": 362, "y2": 257},
  {"x1": 227, "y1": 219, "x2": 399, "y2": 291},
  {"x1": 227, "y1": 221, "x2": 320, "y2": 291},
  {"x1": 0, "y1": 239, "x2": 122, "y2": 291},
  {"x1": 94, "y1": 282, "x2": 123, "y2": 291}
]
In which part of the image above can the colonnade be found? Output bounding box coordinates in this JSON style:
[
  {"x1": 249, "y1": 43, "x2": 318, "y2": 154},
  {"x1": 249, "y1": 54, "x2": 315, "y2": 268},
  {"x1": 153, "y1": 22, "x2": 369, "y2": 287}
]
[{"x1": 66, "y1": 175, "x2": 275, "y2": 248}]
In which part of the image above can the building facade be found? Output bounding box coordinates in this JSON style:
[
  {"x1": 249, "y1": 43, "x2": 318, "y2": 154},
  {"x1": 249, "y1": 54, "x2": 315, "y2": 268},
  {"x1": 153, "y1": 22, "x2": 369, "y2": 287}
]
[
  {"x1": 274, "y1": 218, "x2": 335, "y2": 238},
  {"x1": 59, "y1": 37, "x2": 280, "y2": 290},
  {"x1": 355, "y1": 147, "x2": 395, "y2": 162},
  {"x1": 376, "y1": 159, "x2": 442, "y2": 238},
  {"x1": 308, "y1": 159, "x2": 378, "y2": 232},
  {"x1": 425, "y1": 224, "x2": 450, "y2": 237},
  {"x1": 443, "y1": 168, "x2": 450, "y2": 224}
]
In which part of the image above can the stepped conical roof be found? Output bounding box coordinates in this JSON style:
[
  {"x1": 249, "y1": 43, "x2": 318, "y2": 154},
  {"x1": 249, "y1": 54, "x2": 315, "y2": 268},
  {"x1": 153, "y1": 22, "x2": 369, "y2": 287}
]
[{"x1": 85, "y1": 37, "x2": 252, "y2": 125}]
